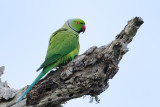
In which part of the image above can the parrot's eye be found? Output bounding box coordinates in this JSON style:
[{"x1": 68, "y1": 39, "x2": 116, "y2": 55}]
[{"x1": 76, "y1": 22, "x2": 80, "y2": 24}]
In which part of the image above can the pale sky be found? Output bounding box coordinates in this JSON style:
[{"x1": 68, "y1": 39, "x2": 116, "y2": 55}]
[{"x1": 0, "y1": 0, "x2": 160, "y2": 107}]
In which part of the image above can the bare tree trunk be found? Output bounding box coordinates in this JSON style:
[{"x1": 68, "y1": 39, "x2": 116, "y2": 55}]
[{"x1": 0, "y1": 17, "x2": 144, "y2": 107}]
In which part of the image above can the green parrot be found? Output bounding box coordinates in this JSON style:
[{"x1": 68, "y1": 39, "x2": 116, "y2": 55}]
[{"x1": 17, "y1": 18, "x2": 86, "y2": 102}]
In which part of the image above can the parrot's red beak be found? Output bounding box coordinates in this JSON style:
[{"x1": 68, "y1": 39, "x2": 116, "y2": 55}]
[{"x1": 81, "y1": 24, "x2": 86, "y2": 33}]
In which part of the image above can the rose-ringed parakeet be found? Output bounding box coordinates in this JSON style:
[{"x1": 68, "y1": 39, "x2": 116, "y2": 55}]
[{"x1": 17, "y1": 18, "x2": 86, "y2": 102}]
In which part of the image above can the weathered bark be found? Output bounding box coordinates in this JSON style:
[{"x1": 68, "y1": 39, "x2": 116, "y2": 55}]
[
  {"x1": 0, "y1": 66, "x2": 16, "y2": 101},
  {"x1": 0, "y1": 17, "x2": 144, "y2": 107}
]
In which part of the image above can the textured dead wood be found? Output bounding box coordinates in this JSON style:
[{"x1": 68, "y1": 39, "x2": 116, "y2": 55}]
[
  {"x1": 0, "y1": 17, "x2": 143, "y2": 107},
  {"x1": 0, "y1": 67, "x2": 16, "y2": 100}
]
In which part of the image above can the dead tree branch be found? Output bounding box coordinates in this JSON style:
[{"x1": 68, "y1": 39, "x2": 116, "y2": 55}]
[{"x1": 0, "y1": 17, "x2": 144, "y2": 107}]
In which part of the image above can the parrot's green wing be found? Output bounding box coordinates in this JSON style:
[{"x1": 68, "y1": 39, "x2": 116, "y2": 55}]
[{"x1": 37, "y1": 28, "x2": 78, "y2": 71}]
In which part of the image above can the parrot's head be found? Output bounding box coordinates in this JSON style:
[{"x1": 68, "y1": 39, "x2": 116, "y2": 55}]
[{"x1": 67, "y1": 18, "x2": 86, "y2": 33}]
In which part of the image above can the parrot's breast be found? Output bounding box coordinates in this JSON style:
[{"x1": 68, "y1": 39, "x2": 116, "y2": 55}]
[
  {"x1": 51, "y1": 42, "x2": 80, "y2": 68},
  {"x1": 62, "y1": 42, "x2": 80, "y2": 63}
]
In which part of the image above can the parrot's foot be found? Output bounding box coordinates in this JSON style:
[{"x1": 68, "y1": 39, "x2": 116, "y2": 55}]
[
  {"x1": 74, "y1": 55, "x2": 78, "y2": 59},
  {"x1": 59, "y1": 65, "x2": 66, "y2": 70}
]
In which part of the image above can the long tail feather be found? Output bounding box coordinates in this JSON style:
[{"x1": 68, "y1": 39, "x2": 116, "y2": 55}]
[{"x1": 17, "y1": 66, "x2": 52, "y2": 103}]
